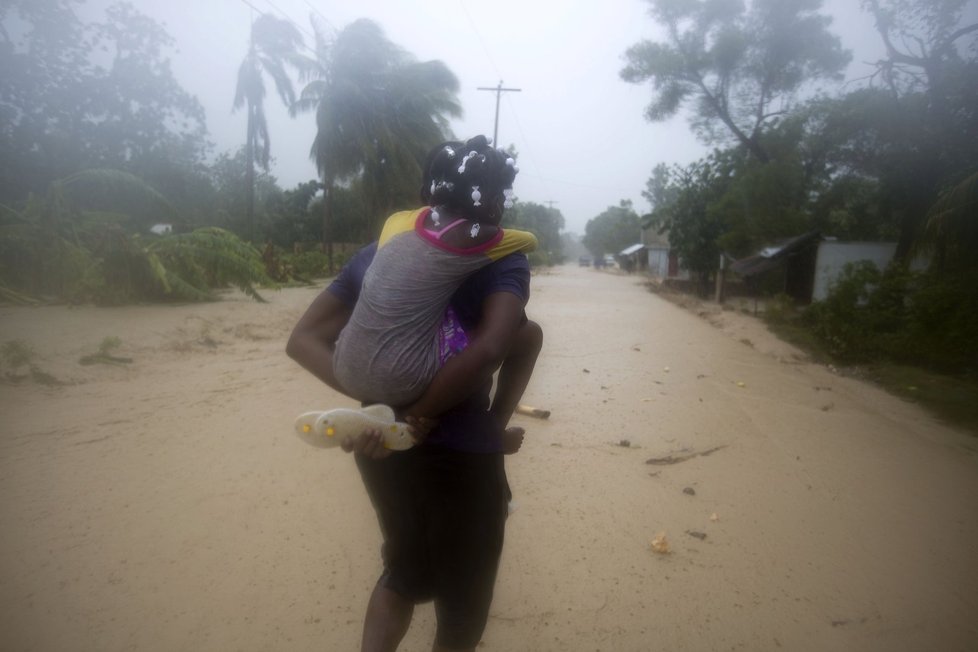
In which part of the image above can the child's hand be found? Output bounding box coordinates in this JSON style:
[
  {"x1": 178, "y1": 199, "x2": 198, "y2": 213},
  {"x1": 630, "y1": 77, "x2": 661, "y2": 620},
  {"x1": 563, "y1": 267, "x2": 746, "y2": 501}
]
[
  {"x1": 502, "y1": 426, "x2": 525, "y2": 455},
  {"x1": 405, "y1": 416, "x2": 438, "y2": 444},
  {"x1": 340, "y1": 428, "x2": 391, "y2": 459}
]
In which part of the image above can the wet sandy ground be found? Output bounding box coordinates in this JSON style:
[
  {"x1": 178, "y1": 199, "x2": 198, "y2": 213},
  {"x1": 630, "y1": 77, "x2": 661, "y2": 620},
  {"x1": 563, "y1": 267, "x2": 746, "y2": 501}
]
[{"x1": 1, "y1": 265, "x2": 976, "y2": 651}]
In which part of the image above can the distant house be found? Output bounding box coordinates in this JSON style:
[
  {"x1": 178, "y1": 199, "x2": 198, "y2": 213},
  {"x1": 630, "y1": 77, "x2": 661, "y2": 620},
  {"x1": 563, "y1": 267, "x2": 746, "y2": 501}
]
[
  {"x1": 150, "y1": 223, "x2": 173, "y2": 235},
  {"x1": 640, "y1": 221, "x2": 690, "y2": 281},
  {"x1": 730, "y1": 233, "x2": 924, "y2": 303},
  {"x1": 618, "y1": 242, "x2": 646, "y2": 272},
  {"x1": 812, "y1": 241, "x2": 905, "y2": 301},
  {"x1": 729, "y1": 231, "x2": 821, "y2": 302}
]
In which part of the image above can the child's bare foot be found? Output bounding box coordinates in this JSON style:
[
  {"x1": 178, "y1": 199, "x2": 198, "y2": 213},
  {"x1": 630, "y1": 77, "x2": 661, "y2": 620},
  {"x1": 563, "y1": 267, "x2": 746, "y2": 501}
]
[{"x1": 502, "y1": 426, "x2": 525, "y2": 455}]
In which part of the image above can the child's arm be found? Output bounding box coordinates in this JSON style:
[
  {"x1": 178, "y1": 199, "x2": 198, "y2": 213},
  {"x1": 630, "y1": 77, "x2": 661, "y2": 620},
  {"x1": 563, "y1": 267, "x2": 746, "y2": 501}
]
[{"x1": 489, "y1": 319, "x2": 543, "y2": 427}]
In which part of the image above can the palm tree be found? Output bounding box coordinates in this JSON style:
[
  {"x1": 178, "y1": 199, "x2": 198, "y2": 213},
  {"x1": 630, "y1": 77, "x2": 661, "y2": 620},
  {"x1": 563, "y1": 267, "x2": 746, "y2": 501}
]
[
  {"x1": 292, "y1": 18, "x2": 461, "y2": 270},
  {"x1": 233, "y1": 14, "x2": 302, "y2": 243},
  {"x1": 915, "y1": 170, "x2": 978, "y2": 273}
]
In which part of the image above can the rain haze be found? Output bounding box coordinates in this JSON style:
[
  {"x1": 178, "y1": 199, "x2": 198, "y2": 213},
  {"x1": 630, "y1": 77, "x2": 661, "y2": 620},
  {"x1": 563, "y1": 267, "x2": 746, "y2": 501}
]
[
  {"x1": 75, "y1": 0, "x2": 883, "y2": 234},
  {"x1": 4, "y1": 2, "x2": 978, "y2": 651}
]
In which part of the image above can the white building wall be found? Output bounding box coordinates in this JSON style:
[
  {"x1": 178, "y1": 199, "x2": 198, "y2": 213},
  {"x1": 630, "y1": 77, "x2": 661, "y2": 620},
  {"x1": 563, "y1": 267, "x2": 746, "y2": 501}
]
[
  {"x1": 812, "y1": 242, "x2": 897, "y2": 301},
  {"x1": 647, "y1": 247, "x2": 670, "y2": 278}
]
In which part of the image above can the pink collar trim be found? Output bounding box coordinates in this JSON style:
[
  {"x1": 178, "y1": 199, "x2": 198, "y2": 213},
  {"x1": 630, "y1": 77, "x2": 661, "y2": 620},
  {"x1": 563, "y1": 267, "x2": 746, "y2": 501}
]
[{"x1": 414, "y1": 208, "x2": 504, "y2": 255}]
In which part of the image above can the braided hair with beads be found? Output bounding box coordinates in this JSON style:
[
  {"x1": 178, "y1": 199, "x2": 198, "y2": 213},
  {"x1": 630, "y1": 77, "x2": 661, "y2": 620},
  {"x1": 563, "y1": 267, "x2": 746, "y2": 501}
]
[{"x1": 420, "y1": 135, "x2": 518, "y2": 225}]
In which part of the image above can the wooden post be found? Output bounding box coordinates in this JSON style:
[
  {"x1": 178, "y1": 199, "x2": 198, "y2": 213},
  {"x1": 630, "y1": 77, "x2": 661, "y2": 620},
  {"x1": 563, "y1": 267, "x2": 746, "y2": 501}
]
[{"x1": 715, "y1": 253, "x2": 726, "y2": 304}]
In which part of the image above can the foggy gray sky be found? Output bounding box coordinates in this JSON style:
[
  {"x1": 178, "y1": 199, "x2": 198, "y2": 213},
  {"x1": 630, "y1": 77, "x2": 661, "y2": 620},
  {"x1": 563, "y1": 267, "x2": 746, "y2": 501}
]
[{"x1": 80, "y1": 0, "x2": 886, "y2": 234}]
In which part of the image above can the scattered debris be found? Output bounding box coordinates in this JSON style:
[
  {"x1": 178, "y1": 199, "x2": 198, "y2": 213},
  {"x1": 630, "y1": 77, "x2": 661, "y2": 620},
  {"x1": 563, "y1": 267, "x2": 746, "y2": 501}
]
[
  {"x1": 515, "y1": 404, "x2": 550, "y2": 419},
  {"x1": 831, "y1": 617, "x2": 868, "y2": 627},
  {"x1": 646, "y1": 445, "x2": 726, "y2": 466},
  {"x1": 79, "y1": 336, "x2": 133, "y2": 365},
  {"x1": 820, "y1": 403, "x2": 834, "y2": 412},
  {"x1": 736, "y1": 381, "x2": 746, "y2": 388},
  {"x1": 682, "y1": 487, "x2": 696, "y2": 496},
  {"x1": 663, "y1": 366, "x2": 670, "y2": 373},
  {"x1": 618, "y1": 439, "x2": 631, "y2": 448},
  {"x1": 685, "y1": 530, "x2": 707, "y2": 540},
  {"x1": 582, "y1": 368, "x2": 590, "y2": 373},
  {"x1": 1, "y1": 339, "x2": 66, "y2": 386},
  {"x1": 632, "y1": 346, "x2": 641, "y2": 352},
  {"x1": 650, "y1": 532, "x2": 670, "y2": 554},
  {"x1": 710, "y1": 512, "x2": 719, "y2": 522}
]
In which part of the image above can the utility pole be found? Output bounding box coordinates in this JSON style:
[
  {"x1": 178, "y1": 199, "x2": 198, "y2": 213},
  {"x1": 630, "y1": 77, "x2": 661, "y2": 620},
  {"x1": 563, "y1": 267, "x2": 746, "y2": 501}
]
[
  {"x1": 545, "y1": 200, "x2": 559, "y2": 210},
  {"x1": 477, "y1": 80, "x2": 521, "y2": 145}
]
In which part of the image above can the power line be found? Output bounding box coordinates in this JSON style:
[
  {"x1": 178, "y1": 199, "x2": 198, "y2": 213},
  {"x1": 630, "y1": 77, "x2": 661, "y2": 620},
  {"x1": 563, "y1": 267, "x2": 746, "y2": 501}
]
[
  {"x1": 458, "y1": 0, "x2": 502, "y2": 79},
  {"x1": 304, "y1": 0, "x2": 338, "y2": 36},
  {"x1": 261, "y1": 0, "x2": 317, "y2": 44},
  {"x1": 237, "y1": 0, "x2": 265, "y2": 15},
  {"x1": 499, "y1": 92, "x2": 554, "y2": 204}
]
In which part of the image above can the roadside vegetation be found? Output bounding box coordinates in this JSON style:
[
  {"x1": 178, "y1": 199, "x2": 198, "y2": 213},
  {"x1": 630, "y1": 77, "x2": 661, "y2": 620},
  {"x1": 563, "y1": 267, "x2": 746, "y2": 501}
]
[
  {"x1": 0, "y1": 4, "x2": 566, "y2": 306},
  {"x1": 0, "y1": 1, "x2": 973, "y2": 425},
  {"x1": 761, "y1": 263, "x2": 978, "y2": 433},
  {"x1": 612, "y1": 0, "x2": 977, "y2": 433}
]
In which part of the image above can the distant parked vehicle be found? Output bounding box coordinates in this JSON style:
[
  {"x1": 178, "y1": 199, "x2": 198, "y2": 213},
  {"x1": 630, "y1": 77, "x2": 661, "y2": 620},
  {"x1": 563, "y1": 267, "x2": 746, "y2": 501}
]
[
  {"x1": 594, "y1": 254, "x2": 615, "y2": 269},
  {"x1": 578, "y1": 256, "x2": 591, "y2": 267}
]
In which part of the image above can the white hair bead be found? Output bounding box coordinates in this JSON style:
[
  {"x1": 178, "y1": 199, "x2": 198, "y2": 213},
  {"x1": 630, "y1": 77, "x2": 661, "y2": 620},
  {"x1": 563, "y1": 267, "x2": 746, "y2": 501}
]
[{"x1": 471, "y1": 186, "x2": 482, "y2": 206}]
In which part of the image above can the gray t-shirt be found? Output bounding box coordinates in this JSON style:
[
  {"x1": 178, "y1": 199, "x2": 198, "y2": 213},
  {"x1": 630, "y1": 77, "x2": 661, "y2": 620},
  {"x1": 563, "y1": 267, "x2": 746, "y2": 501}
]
[{"x1": 332, "y1": 207, "x2": 536, "y2": 406}]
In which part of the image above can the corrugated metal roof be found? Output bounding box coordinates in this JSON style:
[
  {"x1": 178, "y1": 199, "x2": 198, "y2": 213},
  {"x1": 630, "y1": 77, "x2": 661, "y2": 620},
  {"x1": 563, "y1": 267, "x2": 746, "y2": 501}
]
[
  {"x1": 620, "y1": 243, "x2": 645, "y2": 255},
  {"x1": 729, "y1": 231, "x2": 821, "y2": 277}
]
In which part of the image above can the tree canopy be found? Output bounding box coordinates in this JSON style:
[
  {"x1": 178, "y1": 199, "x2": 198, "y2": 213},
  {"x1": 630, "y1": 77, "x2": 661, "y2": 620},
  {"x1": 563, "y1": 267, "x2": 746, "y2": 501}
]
[
  {"x1": 582, "y1": 200, "x2": 642, "y2": 258},
  {"x1": 292, "y1": 17, "x2": 462, "y2": 262},
  {"x1": 0, "y1": 0, "x2": 209, "y2": 201},
  {"x1": 621, "y1": 0, "x2": 850, "y2": 162},
  {"x1": 503, "y1": 201, "x2": 566, "y2": 265}
]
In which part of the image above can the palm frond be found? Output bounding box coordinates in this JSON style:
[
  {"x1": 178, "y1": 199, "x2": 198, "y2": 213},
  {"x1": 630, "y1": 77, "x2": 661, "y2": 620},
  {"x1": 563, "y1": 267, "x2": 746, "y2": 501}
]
[
  {"x1": 57, "y1": 169, "x2": 179, "y2": 223},
  {"x1": 147, "y1": 227, "x2": 273, "y2": 302},
  {"x1": 916, "y1": 170, "x2": 978, "y2": 271}
]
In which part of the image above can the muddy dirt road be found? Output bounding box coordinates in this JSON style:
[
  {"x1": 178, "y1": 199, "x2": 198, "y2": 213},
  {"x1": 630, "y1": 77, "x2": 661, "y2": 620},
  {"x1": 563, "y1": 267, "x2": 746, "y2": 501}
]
[{"x1": 1, "y1": 264, "x2": 976, "y2": 651}]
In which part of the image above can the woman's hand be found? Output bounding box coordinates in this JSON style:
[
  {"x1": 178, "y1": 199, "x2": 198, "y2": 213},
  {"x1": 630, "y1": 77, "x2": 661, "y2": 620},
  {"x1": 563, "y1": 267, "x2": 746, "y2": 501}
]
[
  {"x1": 340, "y1": 428, "x2": 391, "y2": 459},
  {"x1": 405, "y1": 415, "x2": 438, "y2": 445}
]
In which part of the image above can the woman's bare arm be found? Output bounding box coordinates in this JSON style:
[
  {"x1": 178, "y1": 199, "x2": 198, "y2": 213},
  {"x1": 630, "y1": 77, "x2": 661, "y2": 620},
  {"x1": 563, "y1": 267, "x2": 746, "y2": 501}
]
[{"x1": 285, "y1": 290, "x2": 352, "y2": 395}]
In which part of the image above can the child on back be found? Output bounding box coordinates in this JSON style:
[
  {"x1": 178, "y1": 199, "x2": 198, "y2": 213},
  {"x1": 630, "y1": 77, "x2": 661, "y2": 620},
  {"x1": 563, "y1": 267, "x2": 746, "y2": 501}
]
[{"x1": 331, "y1": 135, "x2": 538, "y2": 411}]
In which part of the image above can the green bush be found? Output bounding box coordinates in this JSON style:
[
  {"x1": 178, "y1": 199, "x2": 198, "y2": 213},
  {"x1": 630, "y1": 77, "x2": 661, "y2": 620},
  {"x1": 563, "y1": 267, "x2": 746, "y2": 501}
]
[
  {"x1": 284, "y1": 251, "x2": 332, "y2": 279},
  {"x1": 804, "y1": 262, "x2": 978, "y2": 373},
  {"x1": 803, "y1": 261, "x2": 883, "y2": 361},
  {"x1": 902, "y1": 270, "x2": 978, "y2": 374}
]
